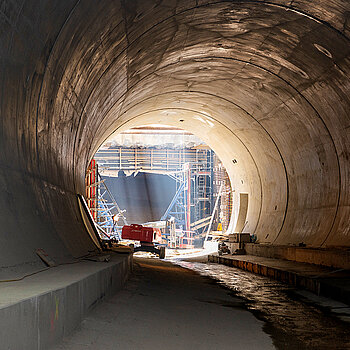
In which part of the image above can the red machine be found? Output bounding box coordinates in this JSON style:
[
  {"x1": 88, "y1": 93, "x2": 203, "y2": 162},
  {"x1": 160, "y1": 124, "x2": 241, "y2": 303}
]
[
  {"x1": 122, "y1": 224, "x2": 154, "y2": 242},
  {"x1": 122, "y1": 224, "x2": 166, "y2": 259}
]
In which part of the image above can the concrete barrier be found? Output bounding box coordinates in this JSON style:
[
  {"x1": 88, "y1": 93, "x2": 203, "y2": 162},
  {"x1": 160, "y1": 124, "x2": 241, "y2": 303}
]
[
  {"x1": 245, "y1": 244, "x2": 350, "y2": 269},
  {"x1": 0, "y1": 254, "x2": 132, "y2": 350}
]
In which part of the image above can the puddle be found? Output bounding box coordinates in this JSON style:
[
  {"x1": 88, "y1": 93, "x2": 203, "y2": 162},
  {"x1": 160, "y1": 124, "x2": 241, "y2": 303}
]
[{"x1": 173, "y1": 260, "x2": 350, "y2": 350}]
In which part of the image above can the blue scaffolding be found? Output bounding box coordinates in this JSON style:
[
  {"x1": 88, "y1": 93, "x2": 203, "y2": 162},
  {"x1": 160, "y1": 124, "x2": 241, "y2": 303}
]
[
  {"x1": 95, "y1": 171, "x2": 128, "y2": 240},
  {"x1": 161, "y1": 150, "x2": 213, "y2": 233}
]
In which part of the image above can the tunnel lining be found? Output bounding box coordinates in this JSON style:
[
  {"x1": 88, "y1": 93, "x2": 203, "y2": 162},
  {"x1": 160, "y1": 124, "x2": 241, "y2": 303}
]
[{"x1": 30, "y1": 0, "x2": 350, "y2": 248}]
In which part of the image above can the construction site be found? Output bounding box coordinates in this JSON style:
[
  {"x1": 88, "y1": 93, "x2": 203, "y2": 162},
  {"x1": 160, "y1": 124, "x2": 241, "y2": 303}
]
[{"x1": 85, "y1": 126, "x2": 233, "y2": 254}]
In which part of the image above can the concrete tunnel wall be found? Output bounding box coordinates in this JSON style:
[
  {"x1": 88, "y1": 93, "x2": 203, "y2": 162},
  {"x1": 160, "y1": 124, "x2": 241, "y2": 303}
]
[{"x1": 0, "y1": 0, "x2": 349, "y2": 276}]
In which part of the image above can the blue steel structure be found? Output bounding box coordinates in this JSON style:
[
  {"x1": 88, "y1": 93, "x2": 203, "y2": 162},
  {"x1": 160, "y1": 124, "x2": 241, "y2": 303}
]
[
  {"x1": 94, "y1": 146, "x2": 214, "y2": 235},
  {"x1": 161, "y1": 151, "x2": 214, "y2": 233},
  {"x1": 95, "y1": 171, "x2": 128, "y2": 240}
]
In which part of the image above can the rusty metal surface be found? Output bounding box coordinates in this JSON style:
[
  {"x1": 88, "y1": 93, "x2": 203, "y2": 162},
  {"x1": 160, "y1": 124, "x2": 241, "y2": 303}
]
[{"x1": 0, "y1": 0, "x2": 349, "y2": 275}]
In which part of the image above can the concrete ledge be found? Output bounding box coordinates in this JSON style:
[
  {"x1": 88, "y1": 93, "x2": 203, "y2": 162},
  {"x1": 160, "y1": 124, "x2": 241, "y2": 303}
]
[
  {"x1": 0, "y1": 253, "x2": 132, "y2": 350},
  {"x1": 245, "y1": 244, "x2": 350, "y2": 269},
  {"x1": 208, "y1": 254, "x2": 350, "y2": 305}
]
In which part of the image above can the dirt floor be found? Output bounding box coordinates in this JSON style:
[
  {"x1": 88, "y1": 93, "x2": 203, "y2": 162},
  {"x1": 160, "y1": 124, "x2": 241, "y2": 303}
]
[{"x1": 52, "y1": 258, "x2": 274, "y2": 350}]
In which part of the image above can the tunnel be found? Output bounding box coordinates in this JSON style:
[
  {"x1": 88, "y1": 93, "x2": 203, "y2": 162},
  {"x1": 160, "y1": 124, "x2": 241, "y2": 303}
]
[
  {"x1": 1, "y1": 0, "x2": 349, "y2": 276},
  {"x1": 0, "y1": 0, "x2": 350, "y2": 349}
]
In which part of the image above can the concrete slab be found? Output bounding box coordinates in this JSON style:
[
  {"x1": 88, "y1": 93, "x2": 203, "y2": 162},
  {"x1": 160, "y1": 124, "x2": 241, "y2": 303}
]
[
  {"x1": 245, "y1": 244, "x2": 350, "y2": 269},
  {"x1": 0, "y1": 253, "x2": 132, "y2": 350}
]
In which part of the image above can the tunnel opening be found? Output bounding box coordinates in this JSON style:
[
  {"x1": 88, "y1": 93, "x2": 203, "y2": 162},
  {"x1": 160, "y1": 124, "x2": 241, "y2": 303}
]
[{"x1": 85, "y1": 124, "x2": 235, "y2": 251}]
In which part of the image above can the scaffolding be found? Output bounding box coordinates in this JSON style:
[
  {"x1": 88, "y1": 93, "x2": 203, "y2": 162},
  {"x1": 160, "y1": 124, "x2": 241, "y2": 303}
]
[
  {"x1": 85, "y1": 160, "x2": 97, "y2": 221},
  {"x1": 192, "y1": 150, "x2": 213, "y2": 229},
  {"x1": 95, "y1": 147, "x2": 211, "y2": 175},
  {"x1": 85, "y1": 162, "x2": 127, "y2": 240},
  {"x1": 87, "y1": 146, "x2": 231, "y2": 246},
  {"x1": 96, "y1": 171, "x2": 128, "y2": 239},
  {"x1": 160, "y1": 151, "x2": 213, "y2": 234},
  {"x1": 94, "y1": 146, "x2": 214, "y2": 234},
  {"x1": 161, "y1": 169, "x2": 187, "y2": 229}
]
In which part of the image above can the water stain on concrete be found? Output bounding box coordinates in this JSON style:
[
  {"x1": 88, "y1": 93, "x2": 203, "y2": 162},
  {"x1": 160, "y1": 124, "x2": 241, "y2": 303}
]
[{"x1": 176, "y1": 260, "x2": 350, "y2": 350}]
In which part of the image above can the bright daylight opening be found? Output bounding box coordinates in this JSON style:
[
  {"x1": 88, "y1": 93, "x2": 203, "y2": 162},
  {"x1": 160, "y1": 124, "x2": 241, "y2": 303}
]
[{"x1": 85, "y1": 125, "x2": 234, "y2": 258}]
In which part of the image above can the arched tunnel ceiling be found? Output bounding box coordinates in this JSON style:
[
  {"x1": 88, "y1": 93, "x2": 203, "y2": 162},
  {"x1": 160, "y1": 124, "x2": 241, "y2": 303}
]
[{"x1": 0, "y1": 0, "x2": 349, "y2": 274}]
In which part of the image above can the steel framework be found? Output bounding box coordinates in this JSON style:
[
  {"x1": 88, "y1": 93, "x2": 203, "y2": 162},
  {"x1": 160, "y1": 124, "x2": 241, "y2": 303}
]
[
  {"x1": 160, "y1": 150, "x2": 214, "y2": 234},
  {"x1": 86, "y1": 164, "x2": 128, "y2": 240},
  {"x1": 86, "y1": 147, "x2": 231, "y2": 246}
]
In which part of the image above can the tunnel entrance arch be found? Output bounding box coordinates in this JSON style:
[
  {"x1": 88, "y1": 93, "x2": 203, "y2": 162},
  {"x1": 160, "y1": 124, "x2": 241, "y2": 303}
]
[{"x1": 88, "y1": 109, "x2": 268, "y2": 241}]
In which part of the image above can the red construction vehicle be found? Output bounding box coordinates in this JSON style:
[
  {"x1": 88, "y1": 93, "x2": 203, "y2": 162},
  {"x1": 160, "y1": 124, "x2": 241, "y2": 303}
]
[{"x1": 122, "y1": 224, "x2": 166, "y2": 259}]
